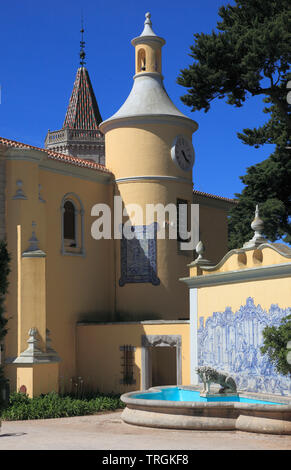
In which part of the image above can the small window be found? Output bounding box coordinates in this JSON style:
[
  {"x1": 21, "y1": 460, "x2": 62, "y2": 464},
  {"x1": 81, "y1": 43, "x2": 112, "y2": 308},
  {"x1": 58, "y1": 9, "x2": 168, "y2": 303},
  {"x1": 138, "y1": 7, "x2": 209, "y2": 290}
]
[
  {"x1": 61, "y1": 193, "x2": 85, "y2": 256},
  {"x1": 137, "y1": 48, "x2": 146, "y2": 72},
  {"x1": 120, "y1": 345, "x2": 136, "y2": 385},
  {"x1": 64, "y1": 200, "x2": 76, "y2": 246}
]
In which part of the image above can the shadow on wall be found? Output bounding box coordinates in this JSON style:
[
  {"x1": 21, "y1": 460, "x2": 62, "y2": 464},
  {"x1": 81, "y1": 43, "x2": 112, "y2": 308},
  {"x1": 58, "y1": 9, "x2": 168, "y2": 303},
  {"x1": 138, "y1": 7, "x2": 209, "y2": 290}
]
[{"x1": 78, "y1": 311, "x2": 163, "y2": 323}]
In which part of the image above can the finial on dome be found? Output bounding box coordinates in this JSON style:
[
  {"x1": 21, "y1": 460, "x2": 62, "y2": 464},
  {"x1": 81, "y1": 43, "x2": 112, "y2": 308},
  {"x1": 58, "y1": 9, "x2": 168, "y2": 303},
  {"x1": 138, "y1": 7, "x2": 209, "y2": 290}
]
[
  {"x1": 139, "y1": 11, "x2": 158, "y2": 37},
  {"x1": 145, "y1": 12, "x2": 152, "y2": 24}
]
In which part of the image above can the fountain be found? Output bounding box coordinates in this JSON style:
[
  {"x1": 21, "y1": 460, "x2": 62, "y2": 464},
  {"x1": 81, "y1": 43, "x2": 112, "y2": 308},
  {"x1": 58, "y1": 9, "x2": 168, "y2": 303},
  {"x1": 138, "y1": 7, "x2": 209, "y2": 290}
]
[{"x1": 120, "y1": 367, "x2": 291, "y2": 434}]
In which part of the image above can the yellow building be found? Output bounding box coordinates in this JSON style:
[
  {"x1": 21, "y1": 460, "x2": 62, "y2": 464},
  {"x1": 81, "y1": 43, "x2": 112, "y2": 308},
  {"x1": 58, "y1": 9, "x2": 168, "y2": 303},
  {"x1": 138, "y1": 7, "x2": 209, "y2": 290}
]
[
  {"x1": 0, "y1": 13, "x2": 237, "y2": 396},
  {"x1": 181, "y1": 208, "x2": 291, "y2": 397}
]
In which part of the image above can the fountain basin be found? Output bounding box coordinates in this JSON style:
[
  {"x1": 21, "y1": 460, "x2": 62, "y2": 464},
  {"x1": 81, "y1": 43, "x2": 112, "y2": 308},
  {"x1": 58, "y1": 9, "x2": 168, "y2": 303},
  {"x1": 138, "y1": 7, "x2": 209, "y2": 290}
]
[{"x1": 121, "y1": 386, "x2": 291, "y2": 434}]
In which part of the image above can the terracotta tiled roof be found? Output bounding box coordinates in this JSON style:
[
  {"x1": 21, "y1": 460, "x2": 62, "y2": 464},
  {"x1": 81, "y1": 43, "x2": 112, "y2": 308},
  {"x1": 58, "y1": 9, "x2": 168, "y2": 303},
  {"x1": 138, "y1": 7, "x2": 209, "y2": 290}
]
[
  {"x1": 63, "y1": 67, "x2": 102, "y2": 129},
  {"x1": 193, "y1": 189, "x2": 237, "y2": 204},
  {"x1": 0, "y1": 136, "x2": 111, "y2": 174}
]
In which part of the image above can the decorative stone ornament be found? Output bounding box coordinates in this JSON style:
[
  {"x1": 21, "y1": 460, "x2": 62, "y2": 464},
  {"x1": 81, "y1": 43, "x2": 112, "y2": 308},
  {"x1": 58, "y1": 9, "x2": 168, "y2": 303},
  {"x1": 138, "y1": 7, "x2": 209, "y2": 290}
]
[
  {"x1": 12, "y1": 180, "x2": 27, "y2": 200},
  {"x1": 243, "y1": 205, "x2": 267, "y2": 249},
  {"x1": 141, "y1": 12, "x2": 155, "y2": 36},
  {"x1": 38, "y1": 184, "x2": 45, "y2": 203},
  {"x1": 26, "y1": 221, "x2": 40, "y2": 252},
  {"x1": 13, "y1": 328, "x2": 60, "y2": 364},
  {"x1": 189, "y1": 241, "x2": 213, "y2": 267},
  {"x1": 13, "y1": 328, "x2": 44, "y2": 363}
]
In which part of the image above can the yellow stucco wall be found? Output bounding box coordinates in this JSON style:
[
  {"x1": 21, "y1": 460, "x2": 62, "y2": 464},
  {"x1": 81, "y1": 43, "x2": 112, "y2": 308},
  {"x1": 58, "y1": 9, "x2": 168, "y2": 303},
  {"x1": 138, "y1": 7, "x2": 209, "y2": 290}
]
[
  {"x1": 4, "y1": 151, "x2": 115, "y2": 389},
  {"x1": 187, "y1": 245, "x2": 291, "y2": 324},
  {"x1": 76, "y1": 322, "x2": 190, "y2": 394},
  {"x1": 198, "y1": 277, "x2": 291, "y2": 322},
  {"x1": 104, "y1": 120, "x2": 196, "y2": 321},
  {"x1": 196, "y1": 203, "x2": 229, "y2": 265},
  {"x1": 105, "y1": 124, "x2": 194, "y2": 180},
  {"x1": 114, "y1": 179, "x2": 193, "y2": 320},
  {"x1": 135, "y1": 43, "x2": 162, "y2": 74},
  {"x1": 13, "y1": 363, "x2": 59, "y2": 397}
]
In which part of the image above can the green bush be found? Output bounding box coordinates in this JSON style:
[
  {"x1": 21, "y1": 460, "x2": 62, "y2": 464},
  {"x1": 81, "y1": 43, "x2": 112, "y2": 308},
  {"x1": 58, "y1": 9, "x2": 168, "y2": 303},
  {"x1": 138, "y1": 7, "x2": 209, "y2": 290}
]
[
  {"x1": 260, "y1": 314, "x2": 291, "y2": 377},
  {"x1": 1, "y1": 392, "x2": 125, "y2": 421},
  {"x1": 0, "y1": 240, "x2": 11, "y2": 405}
]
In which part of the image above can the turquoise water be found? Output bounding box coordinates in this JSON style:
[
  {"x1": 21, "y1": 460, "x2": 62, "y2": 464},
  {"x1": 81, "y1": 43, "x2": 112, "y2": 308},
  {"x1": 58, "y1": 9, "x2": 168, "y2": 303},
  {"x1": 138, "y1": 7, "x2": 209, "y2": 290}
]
[{"x1": 132, "y1": 387, "x2": 283, "y2": 405}]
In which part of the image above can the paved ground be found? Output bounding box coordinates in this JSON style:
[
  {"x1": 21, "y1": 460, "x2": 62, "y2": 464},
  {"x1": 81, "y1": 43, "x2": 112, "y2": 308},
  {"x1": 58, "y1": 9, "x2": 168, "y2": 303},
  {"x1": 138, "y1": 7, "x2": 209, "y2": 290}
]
[{"x1": 0, "y1": 410, "x2": 291, "y2": 450}]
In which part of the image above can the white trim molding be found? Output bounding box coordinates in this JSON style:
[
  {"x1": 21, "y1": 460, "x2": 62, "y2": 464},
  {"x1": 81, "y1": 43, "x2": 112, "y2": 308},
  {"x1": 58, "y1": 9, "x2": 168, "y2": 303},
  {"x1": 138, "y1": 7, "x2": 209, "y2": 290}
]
[
  {"x1": 181, "y1": 262, "x2": 291, "y2": 289},
  {"x1": 115, "y1": 175, "x2": 193, "y2": 185},
  {"x1": 189, "y1": 288, "x2": 198, "y2": 385}
]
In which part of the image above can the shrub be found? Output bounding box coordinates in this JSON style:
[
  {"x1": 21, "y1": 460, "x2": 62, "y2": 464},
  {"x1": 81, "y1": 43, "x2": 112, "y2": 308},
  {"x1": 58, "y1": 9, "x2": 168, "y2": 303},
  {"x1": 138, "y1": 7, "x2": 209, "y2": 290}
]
[
  {"x1": 1, "y1": 392, "x2": 125, "y2": 421},
  {"x1": 0, "y1": 240, "x2": 11, "y2": 406},
  {"x1": 260, "y1": 315, "x2": 291, "y2": 377}
]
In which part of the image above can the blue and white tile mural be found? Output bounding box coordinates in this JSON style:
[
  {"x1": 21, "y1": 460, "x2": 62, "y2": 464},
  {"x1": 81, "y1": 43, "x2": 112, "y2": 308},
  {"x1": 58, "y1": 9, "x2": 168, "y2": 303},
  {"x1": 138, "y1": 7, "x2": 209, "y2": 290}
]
[
  {"x1": 198, "y1": 297, "x2": 291, "y2": 396},
  {"x1": 119, "y1": 223, "x2": 160, "y2": 286}
]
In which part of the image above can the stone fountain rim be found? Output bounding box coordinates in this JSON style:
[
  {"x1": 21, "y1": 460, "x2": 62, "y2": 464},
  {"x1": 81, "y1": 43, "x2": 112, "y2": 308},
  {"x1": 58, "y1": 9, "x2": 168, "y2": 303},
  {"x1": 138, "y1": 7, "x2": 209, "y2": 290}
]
[{"x1": 121, "y1": 385, "x2": 291, "y2": 410}]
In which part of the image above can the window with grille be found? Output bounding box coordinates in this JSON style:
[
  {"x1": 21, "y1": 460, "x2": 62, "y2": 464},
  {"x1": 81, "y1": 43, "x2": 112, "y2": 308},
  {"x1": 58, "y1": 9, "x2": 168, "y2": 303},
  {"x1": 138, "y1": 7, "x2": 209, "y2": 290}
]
[{"x1": 120, "y1": 345, "x2": 136, "y2": 385}]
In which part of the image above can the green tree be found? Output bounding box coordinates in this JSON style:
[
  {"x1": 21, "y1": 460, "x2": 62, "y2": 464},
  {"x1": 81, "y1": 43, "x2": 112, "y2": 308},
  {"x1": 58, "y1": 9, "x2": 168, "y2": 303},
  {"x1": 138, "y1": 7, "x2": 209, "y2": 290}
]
[
  {"x1": 177, "y1": 0, "x2": 291, "y2": 248},
  {"x1": 260, "y1": 315, "x2": 291, "y2": 377},
  {"x1": 0, "y1": 240, "x2": 11, "y2": 403}
]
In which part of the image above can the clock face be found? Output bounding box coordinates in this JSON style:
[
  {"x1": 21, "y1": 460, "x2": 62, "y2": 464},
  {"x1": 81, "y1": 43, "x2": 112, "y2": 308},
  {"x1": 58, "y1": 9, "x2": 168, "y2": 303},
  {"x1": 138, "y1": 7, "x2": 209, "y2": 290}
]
[{"x1": 171, "y1": 135, "x2": 195, "y2": 172}]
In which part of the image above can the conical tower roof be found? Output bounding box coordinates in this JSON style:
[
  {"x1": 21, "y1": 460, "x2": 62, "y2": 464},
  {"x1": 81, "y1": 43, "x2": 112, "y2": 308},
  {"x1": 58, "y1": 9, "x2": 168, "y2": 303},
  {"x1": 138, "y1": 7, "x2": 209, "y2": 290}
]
[
  {"x1": 100, "y1": 13, "x2": 197, "y2": 134},
  {"x1": 63, "y1": 66, "x2": 102, "y2": 129}
]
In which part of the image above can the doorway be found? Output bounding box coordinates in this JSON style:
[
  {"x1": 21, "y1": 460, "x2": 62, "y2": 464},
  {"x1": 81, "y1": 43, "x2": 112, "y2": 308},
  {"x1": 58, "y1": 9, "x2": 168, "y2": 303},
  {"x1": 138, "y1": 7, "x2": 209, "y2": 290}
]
[
  {"x1": 151, "y1": 346, "x2": 177, "y2": 386},
  {"x1": 141, "y1": 335, "x2": 182, "y2": 390}
]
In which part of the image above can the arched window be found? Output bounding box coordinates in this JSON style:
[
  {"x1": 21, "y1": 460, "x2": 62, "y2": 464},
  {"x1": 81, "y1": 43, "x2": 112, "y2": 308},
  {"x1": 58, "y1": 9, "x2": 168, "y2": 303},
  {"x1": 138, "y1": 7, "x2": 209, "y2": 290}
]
[
  {"x1": 137, "y1": 48, "x2": 146, "y2": 72},
  {"x1": 63, "y1": 200, "x2": 76, "y2": 245},
  {"x1": 61, "y1": 193, "x2": 85, "y2": 256}
]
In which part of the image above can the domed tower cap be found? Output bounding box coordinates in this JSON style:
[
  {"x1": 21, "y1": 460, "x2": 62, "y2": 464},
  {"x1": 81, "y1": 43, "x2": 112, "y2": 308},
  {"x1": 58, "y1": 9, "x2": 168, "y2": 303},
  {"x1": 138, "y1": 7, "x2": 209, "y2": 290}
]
[{"x1": 131, "y1": 12, "x2": 165, "y2": 46}]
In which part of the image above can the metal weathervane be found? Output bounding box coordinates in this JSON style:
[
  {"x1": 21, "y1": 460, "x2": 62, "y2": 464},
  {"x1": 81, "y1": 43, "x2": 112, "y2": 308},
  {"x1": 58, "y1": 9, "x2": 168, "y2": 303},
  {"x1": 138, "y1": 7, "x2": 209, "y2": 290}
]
[{"x1": 80, "y1": 14, "x2": 86, "y2": 66}]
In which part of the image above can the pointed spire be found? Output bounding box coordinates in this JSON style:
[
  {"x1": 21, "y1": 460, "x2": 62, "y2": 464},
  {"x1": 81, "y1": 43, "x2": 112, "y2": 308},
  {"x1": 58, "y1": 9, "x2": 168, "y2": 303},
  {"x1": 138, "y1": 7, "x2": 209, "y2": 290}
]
[
  {"x1": 62, "y1": 18, "x2": 102, "y2": 129},
  {"x1": 63, "y1": 67, "x2": 102, "y2": 129},
  {"x1": 45, "y1": 19, "x2": 105, "y2": 163}
]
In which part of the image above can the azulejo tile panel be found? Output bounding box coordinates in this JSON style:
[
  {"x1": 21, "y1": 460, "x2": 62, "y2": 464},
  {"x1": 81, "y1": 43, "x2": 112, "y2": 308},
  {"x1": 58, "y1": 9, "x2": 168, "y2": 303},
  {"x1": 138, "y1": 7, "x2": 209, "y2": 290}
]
[
  {"x1": 119, "y1": 223, "x2": 160, "y2": 286},
  {"x1": 198, "y1": 297, "x2": 291, "y2": 396}
]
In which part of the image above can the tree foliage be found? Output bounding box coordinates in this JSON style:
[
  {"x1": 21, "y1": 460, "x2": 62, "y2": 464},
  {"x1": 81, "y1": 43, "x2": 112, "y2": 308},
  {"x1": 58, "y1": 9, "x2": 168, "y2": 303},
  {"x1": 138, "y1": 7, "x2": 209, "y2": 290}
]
[
  {"x1": 260, "y1": 315, "x2": 291, "y2": 377},
  {"x1": 0, "y1": 240, "x2": 10, "y2": 342},
  {"x1": 0, "y1": 240, "x2": 11, "y2": 399},
  {"x1": 178, "y1": 0, "x2": 291, "y2": 248}
]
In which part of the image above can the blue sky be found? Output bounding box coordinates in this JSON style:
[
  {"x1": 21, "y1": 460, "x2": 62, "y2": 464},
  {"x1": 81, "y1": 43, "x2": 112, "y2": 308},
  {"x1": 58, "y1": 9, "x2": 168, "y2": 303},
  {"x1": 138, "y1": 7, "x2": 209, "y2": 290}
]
[{"x1": 0, "y1": 0, "x2": 274, "y2": 199}]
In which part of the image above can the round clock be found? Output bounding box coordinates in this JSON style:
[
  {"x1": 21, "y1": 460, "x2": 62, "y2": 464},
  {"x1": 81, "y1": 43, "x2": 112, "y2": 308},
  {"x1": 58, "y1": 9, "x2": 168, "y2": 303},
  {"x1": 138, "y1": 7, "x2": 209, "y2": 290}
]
[{"x1": 171, "y1": 135, "x2": 195, "y2": 172}]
